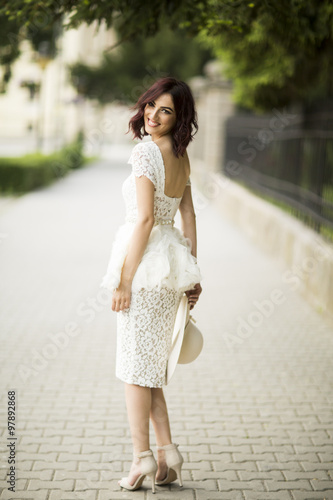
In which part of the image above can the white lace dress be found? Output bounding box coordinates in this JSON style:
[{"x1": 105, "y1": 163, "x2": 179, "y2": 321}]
[{"x1": 101, "y1": 140, "x2": 202, "y2": 387}]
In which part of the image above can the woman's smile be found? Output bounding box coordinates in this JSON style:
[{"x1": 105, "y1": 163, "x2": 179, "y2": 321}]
[
  {"x1": 147, "y1": 118, "x2": 159, "y2": 127},
  {"x1": 144, "y1": 93, "x2": 176, "y2": 138}
]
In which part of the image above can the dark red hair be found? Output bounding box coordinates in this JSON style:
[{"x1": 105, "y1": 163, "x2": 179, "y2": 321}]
[{"x1": 128, "y1": 77, "x2": 198, "y2": 157}]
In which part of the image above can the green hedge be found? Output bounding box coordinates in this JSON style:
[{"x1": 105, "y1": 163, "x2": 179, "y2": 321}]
[{"x1": 0, "y1": 134, "x2": 86, "y2": 193}]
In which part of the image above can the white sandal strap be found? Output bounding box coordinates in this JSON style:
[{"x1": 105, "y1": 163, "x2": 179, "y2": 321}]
[{"x1": 137, "y1": 449, "x2": 153, "y2": 459}]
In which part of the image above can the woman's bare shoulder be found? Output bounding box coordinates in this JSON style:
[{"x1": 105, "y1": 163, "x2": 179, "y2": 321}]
[
  {"x1": 155, "y1": 138, "x2": 189, "y2": 163},
  {"x1": 154, "y1": 137, "x2": 172, "y2": 154}
]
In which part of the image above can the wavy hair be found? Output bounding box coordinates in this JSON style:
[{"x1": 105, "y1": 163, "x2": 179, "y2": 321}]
[{"x1": 128, "y1": 77, "x2": 198, "y2": 157}]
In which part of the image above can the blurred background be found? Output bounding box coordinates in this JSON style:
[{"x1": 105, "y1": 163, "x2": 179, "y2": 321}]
[
  {"x1": 1, "y1": 5, "x2": 333, "y2": 498},
  {"x1": 1, "y1": 1, "x2": 333, "y2": 312}
]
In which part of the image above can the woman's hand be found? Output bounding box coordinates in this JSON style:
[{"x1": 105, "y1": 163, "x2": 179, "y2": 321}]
[
  {"x1": 111, "y1": 281, "x2": 132, "y2": 312},
  {"x1": 185, "y1": 283, "x2": 202, "y2": 310}
]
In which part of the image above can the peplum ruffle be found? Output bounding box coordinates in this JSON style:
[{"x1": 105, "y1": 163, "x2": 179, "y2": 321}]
[{"x1": 101, "y1": 222, "x2": 201, "y2": 294}]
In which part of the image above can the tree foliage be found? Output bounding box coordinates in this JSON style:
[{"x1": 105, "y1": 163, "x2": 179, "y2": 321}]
[
  {"x1": 70, "y1": 26, "x2": 212, "y2": 104},
  {"x1": 0, "y1": 9, "x2": 61, "y2": 91},
  {"x1": 0, "y1": 14, "x2": 21, "y2": 91},
  {"x1": 199, "y1": 0, "x2": 333, "y2": 110},
  {"x1": 0, "y1": 1, "x2": 207, "y2": 38},
  {"x1": 1, "y1": 0, "x2": 333, "y2": 111}
]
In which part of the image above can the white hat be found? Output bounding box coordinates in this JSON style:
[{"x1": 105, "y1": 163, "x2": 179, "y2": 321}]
[{"x1": 166, "y1": 295, "x2": 203, "y2": 384}]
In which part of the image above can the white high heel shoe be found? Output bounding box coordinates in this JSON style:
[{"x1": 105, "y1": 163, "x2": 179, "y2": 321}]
[
  {"x1": 119, "y1": 449, "x2": 157, "y2": 493},
  {"x1": 155, "y1": 443, "x2": 184, "y2": 486}
]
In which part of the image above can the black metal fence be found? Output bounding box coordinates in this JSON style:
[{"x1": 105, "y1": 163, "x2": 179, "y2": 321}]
[{"x1": 224, "y1": 108, "x2": 333, "y2": 239}]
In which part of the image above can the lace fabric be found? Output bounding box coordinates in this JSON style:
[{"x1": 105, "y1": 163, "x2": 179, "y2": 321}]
[
  {"x1": 116, "y1": 286, "x2": 183, "y2": 387},
  {"x1": 101, "y1": 140, "x2": 201, "y2": 387},
  {"x1": 101, "y1": 141, "x2": 200, "y2": 294},
  {"x1": 124, "y1": 141, "x2": 189, "y2": 222}
]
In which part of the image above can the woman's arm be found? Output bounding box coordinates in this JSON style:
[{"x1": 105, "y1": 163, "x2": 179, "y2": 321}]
[
  {"x1": 179, "y1": 185, "x2": 197, "y2": 257},
  {"x1": 111, "y1": 176, "x2": 155, "y2": 312},
  {"x1": 179, "y1": 185, "x2": 202, "y2": 309}
]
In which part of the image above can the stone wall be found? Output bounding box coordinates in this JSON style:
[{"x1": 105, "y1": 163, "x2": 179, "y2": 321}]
[
  {"x1": 189, "y1": 61, "x2": 234, "y2": 173},
  {"x1": 189, "y1": 66, "x2": 333, "y2": 319}
]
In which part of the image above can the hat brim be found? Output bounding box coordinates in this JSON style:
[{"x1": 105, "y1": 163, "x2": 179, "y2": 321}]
[
  {"x1": 166, "y1": 295, "x2": 189, "y2": 385},
  {"x1": 178, "y1": 320, "x2": 203, "y2": 364}
]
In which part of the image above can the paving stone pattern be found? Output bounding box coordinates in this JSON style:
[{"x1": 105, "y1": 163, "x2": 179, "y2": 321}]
[{"x1": 1, "y1": 153, "x2": 333, "y2": 500}]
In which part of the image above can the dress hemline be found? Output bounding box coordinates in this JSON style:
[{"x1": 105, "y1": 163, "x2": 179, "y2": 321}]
[{"x1": 116, "y1": 373, "x2": 166, "y2": 388}]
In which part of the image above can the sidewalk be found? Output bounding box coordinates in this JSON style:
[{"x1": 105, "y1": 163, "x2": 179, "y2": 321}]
[{"x1": 1, "y1": 152, "x2": 333, "y2": 500}]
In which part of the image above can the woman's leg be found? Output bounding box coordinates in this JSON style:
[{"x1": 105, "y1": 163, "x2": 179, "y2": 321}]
[
  {"x1": 123, "y1": 383, "x2": 152, "y2": 485},
  {"x1": 150, "y1": 387, "x2": 172, "y2": 480},
  {"x1": 150, "y1": 387, "x2": 172, "y2": 444}
]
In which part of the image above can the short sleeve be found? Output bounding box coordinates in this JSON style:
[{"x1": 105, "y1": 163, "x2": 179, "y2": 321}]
[
  {"x1": 128, "y1": 143, "x2": 158, "y2": 188},
  {"x1": 186, "y1": 177, "x2": 191, "y2": 187}
]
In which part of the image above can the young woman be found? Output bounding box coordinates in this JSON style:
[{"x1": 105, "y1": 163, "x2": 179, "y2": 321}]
[{"x1": 101, "y1": 77, "x2": 202, "y2": 493}]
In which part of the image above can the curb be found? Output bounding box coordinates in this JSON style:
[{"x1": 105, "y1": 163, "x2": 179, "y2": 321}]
[{"x1": 191, "y1": 159, "x2": 333, "y2": 320}]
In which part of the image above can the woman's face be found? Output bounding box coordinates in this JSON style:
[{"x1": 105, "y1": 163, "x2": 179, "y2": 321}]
[{"x1": 144, "y1": 93, "x2": 177, "y2": 139}]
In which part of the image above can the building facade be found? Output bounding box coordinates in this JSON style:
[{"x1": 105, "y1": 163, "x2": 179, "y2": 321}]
[{"x1": 0, "y1": 21, "x2": 132, "y2": 156}]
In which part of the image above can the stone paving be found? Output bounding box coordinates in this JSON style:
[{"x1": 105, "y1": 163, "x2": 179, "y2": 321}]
[{"x1": 1, "y1": 150, "x2": 333, "y2": 500}]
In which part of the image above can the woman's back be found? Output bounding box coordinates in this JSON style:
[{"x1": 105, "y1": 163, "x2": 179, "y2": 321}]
[{"x1": 155, "y1": 138, "x2": 190, "y2": 199}]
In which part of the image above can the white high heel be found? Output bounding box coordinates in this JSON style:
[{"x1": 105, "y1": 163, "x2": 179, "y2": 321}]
[
  {"x1": 155, "y1": 443, "x2": 184, "y2": 487},
  {"x1": 119, "y1": 449, "x2": 157, "y2": 493}
]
